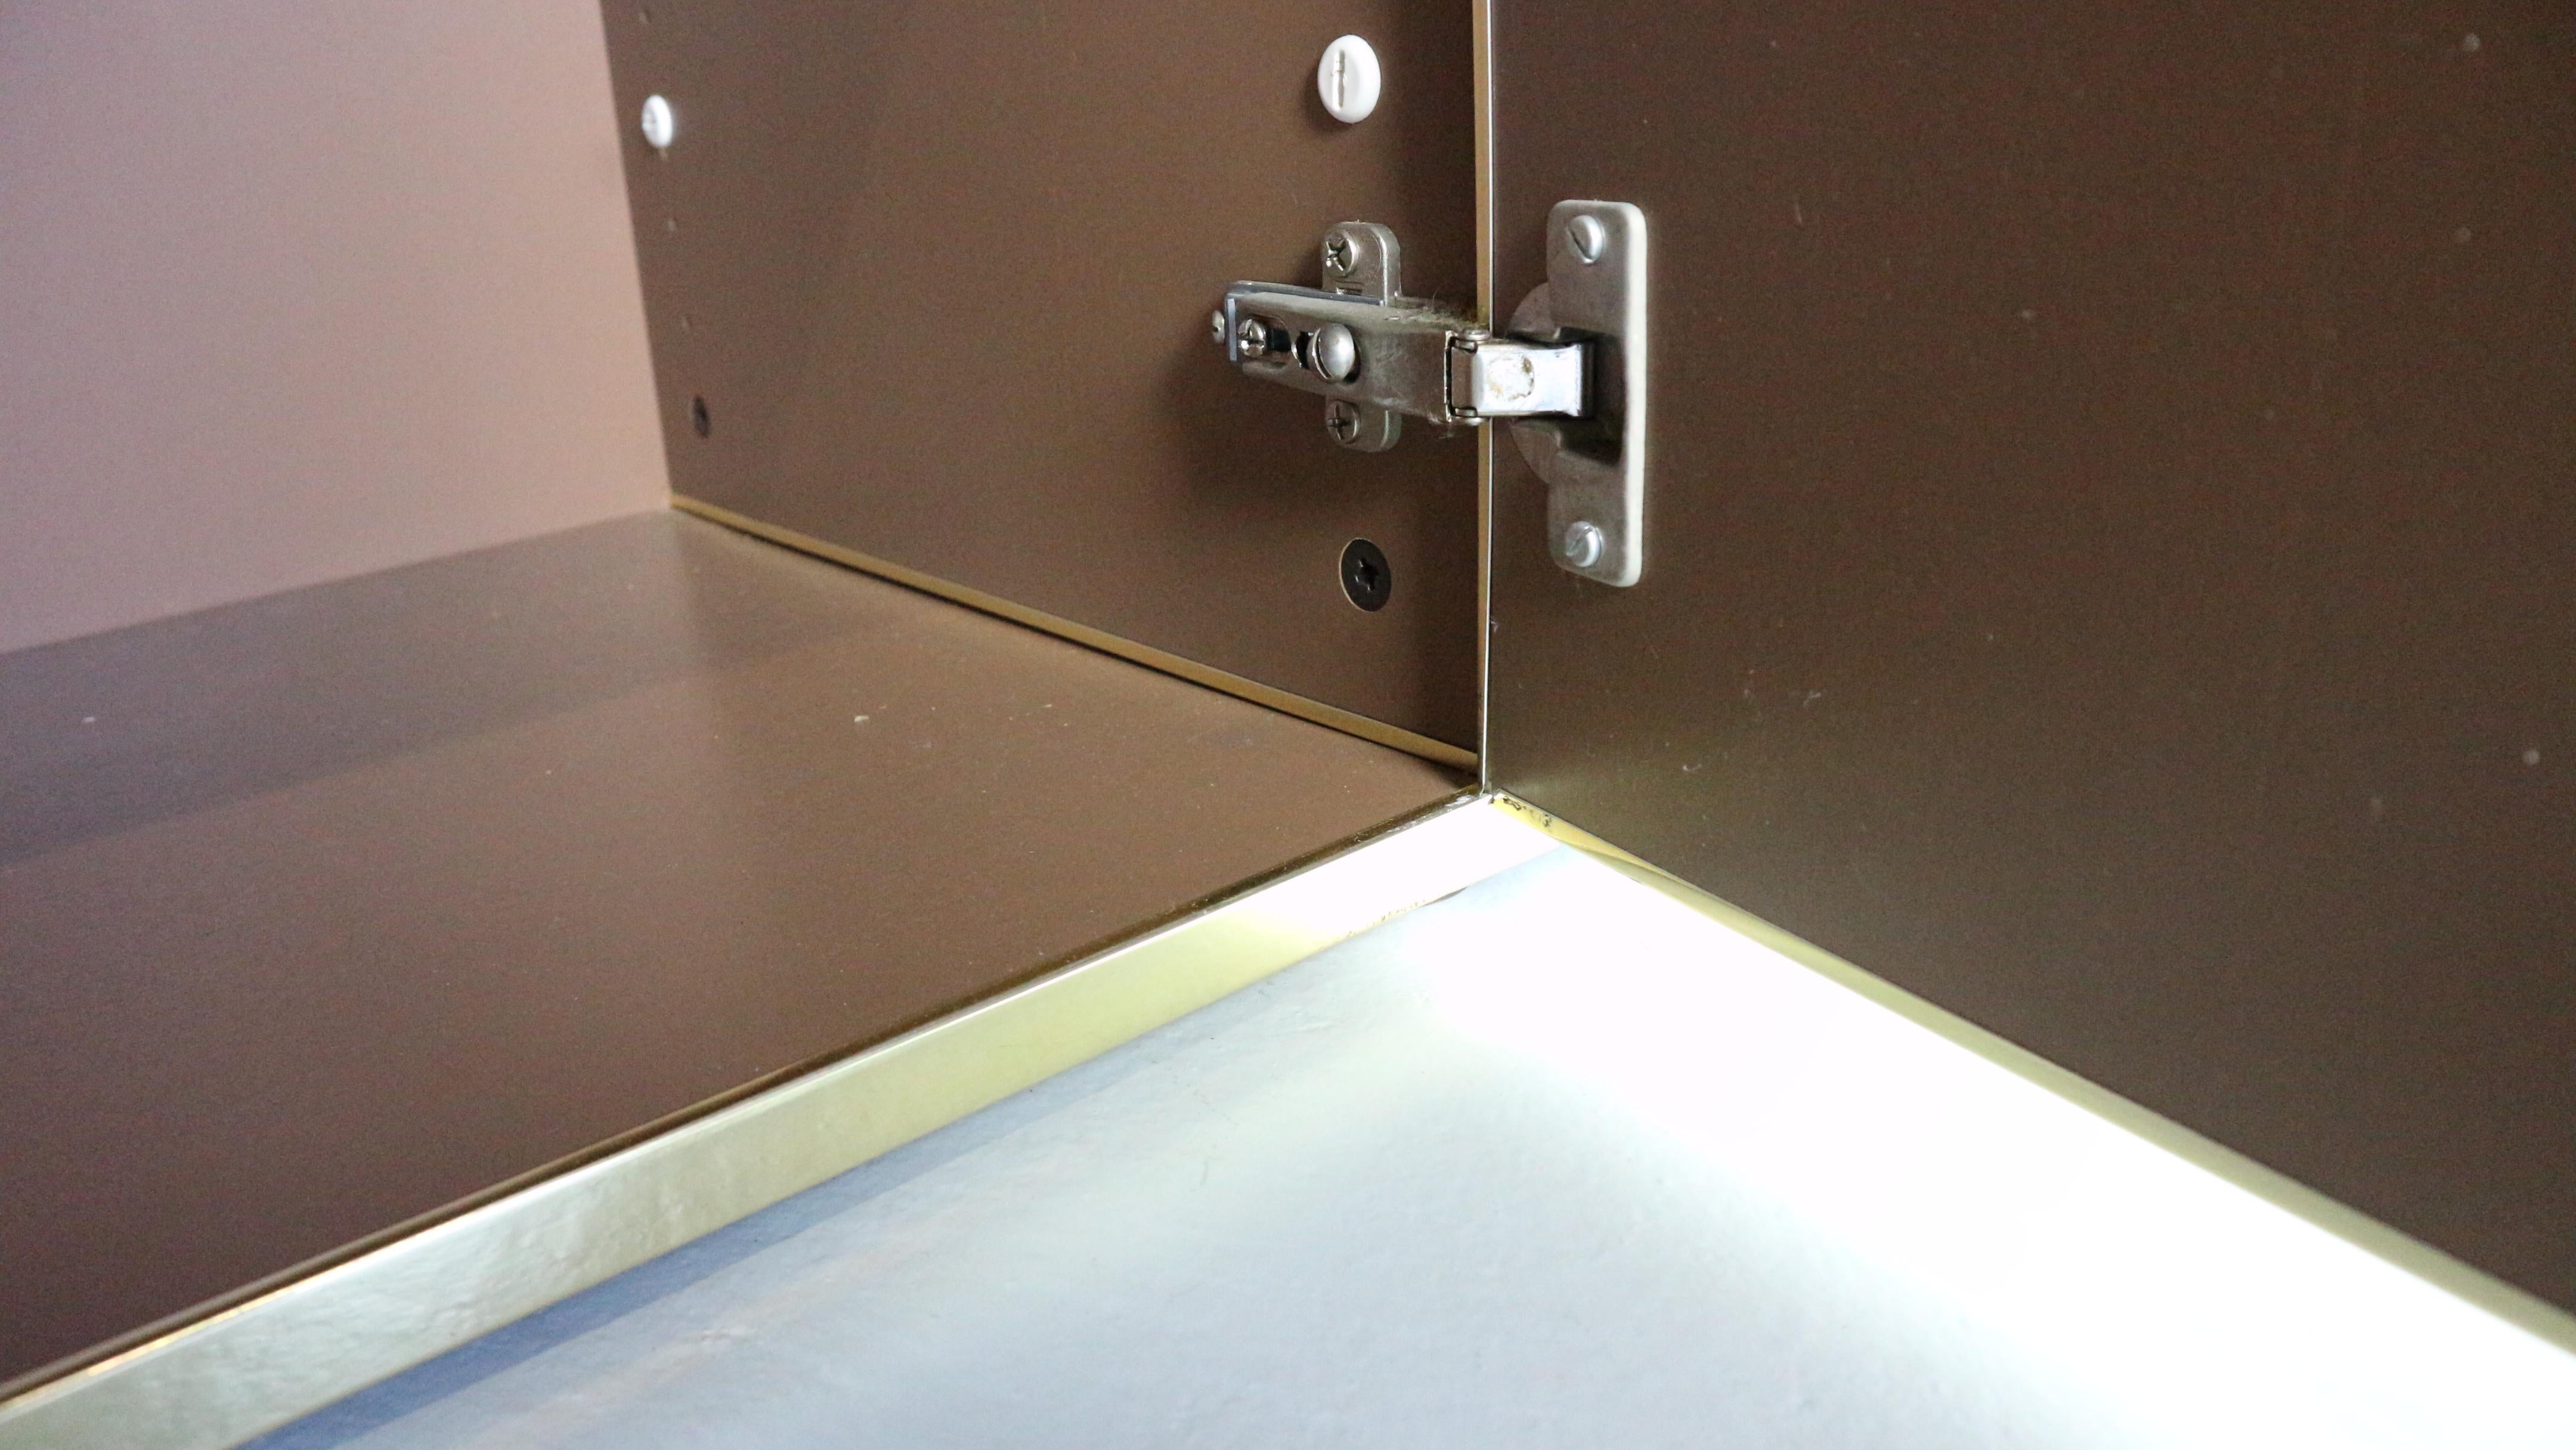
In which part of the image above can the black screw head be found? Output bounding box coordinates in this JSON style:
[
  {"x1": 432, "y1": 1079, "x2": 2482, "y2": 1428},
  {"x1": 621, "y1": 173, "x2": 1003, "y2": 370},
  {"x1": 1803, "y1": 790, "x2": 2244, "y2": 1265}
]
[
  {"x1": 1340, "y1": 538, "x2": 1391, "y2": 612},
  {"x1": 690, "y1": 395, "x2": 711, "y2": 437}
]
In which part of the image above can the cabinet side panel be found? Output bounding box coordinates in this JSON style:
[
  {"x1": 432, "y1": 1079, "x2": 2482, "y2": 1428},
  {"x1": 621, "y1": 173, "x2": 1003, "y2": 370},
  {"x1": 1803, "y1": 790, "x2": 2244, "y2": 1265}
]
[{"x1": 1487, "y1": 0, "x2": 2576, "y2": 1310}]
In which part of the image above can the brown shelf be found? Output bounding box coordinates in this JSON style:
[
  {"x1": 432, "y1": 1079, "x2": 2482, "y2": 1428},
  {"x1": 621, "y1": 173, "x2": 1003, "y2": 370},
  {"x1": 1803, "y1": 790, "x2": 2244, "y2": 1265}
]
[{"x1": 0, "y1": 510, "x2": 1463, "y2": 1390}]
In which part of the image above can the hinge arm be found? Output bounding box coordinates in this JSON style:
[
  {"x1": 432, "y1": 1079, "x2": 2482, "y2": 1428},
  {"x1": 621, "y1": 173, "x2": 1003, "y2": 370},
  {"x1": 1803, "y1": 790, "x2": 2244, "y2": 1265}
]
[
  {"x1": 1212, "y1": 209, "x2": 1649, "y2": 588},
  {"x1": 1212, "y1": 222, "x2": 1589, "y2": 452}
]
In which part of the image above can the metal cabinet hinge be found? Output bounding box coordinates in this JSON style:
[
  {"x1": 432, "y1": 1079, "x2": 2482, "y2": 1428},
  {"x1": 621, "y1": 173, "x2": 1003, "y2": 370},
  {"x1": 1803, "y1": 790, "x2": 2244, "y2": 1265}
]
[{"x1": 1213, "y1": 203, "x2": 1648, "y2": 585}]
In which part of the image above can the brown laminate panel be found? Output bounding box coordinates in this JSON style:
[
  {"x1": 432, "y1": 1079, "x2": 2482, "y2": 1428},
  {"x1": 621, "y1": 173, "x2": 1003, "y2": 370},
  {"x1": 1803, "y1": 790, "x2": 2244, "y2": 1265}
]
[
  {"x1": 0, "y1": 0, "x2": 663, "y2": 655},
  {"x1": 1487, "y1": 3, "x2": 2576, "y2": 1308},
  {"x1": 0, "y1": 512, "x2": 1463, "y2": 1387},
  {"x1": 599, "y1": 1, "x2": 1480, "y2": 749}
]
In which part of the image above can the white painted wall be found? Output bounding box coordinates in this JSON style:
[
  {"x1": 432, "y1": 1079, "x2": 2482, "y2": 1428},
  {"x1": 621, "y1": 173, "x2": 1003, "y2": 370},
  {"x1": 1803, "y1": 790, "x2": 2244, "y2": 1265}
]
[{"x1": 0, "y1": 2, "x2": 665, "y2": 653}]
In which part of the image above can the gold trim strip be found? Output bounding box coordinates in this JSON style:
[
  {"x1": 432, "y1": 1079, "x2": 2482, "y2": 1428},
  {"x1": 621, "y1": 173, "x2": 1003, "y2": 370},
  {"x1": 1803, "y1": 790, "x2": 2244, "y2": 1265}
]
[
  {"x1": 670, "y1": 495, "x2": 1478, "y2": 773},
  {"x1": 0, "y1": 800, "x2": 1552, "y2": 1450},
  {"x1": 1489, "y1": 791, "x2": 2576, "y2": 1358},
  {"x1": 1471, "y1": 0, "x2": 1496, "y2": 781}
]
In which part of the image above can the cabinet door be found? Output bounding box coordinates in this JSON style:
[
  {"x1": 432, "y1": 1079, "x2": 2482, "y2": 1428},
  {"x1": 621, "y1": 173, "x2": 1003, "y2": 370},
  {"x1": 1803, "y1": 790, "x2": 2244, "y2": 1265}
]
[
  {"x1": 603, "y1": 4, "x2": 1478, "y2": 760},
  {"x1": 1487, "y1": 2, "x2": 2576, "y2": 1314}
]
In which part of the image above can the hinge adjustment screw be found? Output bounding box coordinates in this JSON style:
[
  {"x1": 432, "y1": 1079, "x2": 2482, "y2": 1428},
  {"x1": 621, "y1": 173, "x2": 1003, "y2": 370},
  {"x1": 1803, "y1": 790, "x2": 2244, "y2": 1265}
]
[{"x1": 1566, "y1": 213, "x2": 1606, "y2": 264}]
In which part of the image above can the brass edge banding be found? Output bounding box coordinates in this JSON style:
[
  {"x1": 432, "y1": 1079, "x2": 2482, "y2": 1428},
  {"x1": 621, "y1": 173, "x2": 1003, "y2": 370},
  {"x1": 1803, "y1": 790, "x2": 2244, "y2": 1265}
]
[
  {"x1": 0, "y1": 798, "x2": 1555, "y2": 1450},
  {"x1": 1472, "y1": 0, "x2": 1494, "y2": 321},
  {"x1": 1475, "y1": 432, "x2": 1494, "y2": 788},
  {"x1": 670, "y1": 495, "x2": 1478, "y2": 773},
  {"x1": 1471, "y1": 0, "x2": 1496, "y2": 784},
  {"x1": 1487, "y1": 792, "x2": 2576, "y2": 1358}
]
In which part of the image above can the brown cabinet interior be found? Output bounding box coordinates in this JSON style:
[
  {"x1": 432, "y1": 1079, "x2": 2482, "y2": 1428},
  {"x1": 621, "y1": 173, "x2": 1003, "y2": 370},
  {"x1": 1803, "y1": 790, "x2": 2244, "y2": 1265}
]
[
  {"x1": 1484, "y1": 0, "x2": 2576, "y2": 1318},
  {"x1": 0, "y1": 0, "x2": 1476, "y2": 1404},
  {"x1": 0, "y1": 513, "x2": 1462, "y2": 1391},
  {"x1": 602, "y1": 0, "x2": 1483, "y2": 758},
  {"x1": 8, "y1": 0, "x2": 2576, "y2": 1428}
]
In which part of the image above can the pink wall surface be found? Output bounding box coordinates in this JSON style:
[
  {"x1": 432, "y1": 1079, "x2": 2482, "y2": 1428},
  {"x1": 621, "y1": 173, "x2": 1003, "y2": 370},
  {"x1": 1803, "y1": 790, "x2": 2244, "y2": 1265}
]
[{"x1": 0, "y1": 2, "x2": 667, "y2": 653}]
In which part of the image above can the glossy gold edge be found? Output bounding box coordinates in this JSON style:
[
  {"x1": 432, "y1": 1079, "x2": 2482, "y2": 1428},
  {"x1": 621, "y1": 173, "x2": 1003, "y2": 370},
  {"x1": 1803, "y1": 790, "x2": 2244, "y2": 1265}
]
[
  {"x1": 1489, "y1": 791, "x2": 2576, "y2": 1358},
  {"x1": 670, "y1": 494, "x2": 1479, "y2": 773},
  {"x1": 0, "y1": 789, "x2": 1474, "y2": 1406},
  {"x1": 1472, "y1": 0, "x2": 1496, "y2": 779},
  {"x1": 0, "y1": 798, "x2": 1554, "y2": 1450}
]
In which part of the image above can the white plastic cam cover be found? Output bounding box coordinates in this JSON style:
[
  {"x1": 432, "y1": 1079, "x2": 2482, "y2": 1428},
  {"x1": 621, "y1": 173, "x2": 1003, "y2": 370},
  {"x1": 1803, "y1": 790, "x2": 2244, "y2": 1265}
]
[
  {"x1": 1317, "y1": 36, "x2": 1380, "y2": 124},
  {"x1": 640, "y1": 94, "x2": 676, "y2": 151}
]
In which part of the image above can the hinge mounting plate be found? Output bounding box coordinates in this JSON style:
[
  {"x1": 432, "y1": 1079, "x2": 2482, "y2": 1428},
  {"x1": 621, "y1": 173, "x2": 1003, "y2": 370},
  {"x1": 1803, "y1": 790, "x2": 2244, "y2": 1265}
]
[
  {"x1": 1508, "y1": 201, "x2": 1648, "y2": 587},
  {"x1": 1213, "y1": 203, "x2": 1649, "y2": 585}
]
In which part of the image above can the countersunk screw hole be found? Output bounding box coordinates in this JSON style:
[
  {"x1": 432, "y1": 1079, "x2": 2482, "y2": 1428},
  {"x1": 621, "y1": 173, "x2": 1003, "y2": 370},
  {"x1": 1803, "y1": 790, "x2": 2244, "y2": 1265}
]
[
  {"x1": 690, "y1": 395, "x2": 711, "y2": 438},
  {"x1": 1324, "y1": 400, "x2": 1361, "y2": 442},
  {"x1": 1340, "y1": 538, "x2": 1392, "y2": 612}
]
